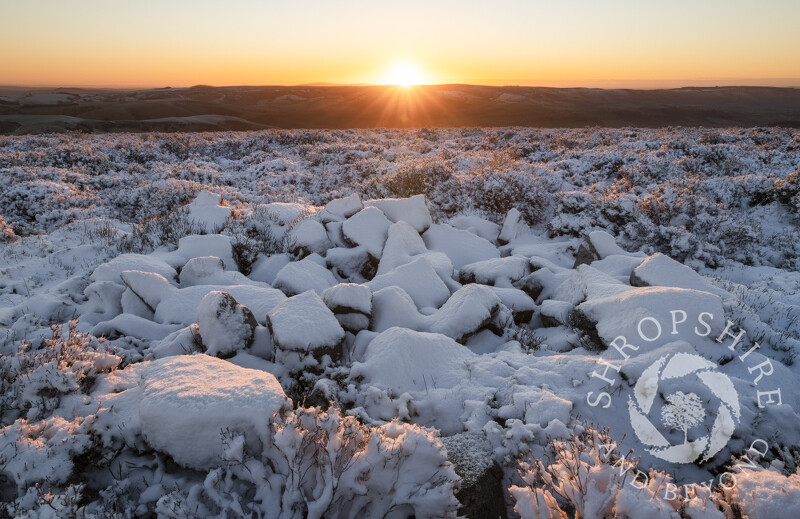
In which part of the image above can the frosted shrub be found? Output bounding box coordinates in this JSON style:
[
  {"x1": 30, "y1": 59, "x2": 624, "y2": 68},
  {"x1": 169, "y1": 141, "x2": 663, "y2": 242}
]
[
  {"x1": 0, "y1": 321, "x2": 121, "y2": 423},
  {"x1": 155, "y1": 407, "x2": 460, "y2": 519}
]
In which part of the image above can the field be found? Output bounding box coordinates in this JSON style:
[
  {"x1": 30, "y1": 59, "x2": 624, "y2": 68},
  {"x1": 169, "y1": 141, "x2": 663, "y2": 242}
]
[{"x1": 1, "y1": 127, "x2": 800, "y2": 518}]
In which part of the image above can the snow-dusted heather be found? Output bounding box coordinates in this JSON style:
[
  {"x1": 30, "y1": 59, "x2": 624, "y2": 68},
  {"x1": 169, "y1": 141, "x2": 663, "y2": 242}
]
[{"x1": 1, "y1": 128, "x2": 799, "y2": 517}]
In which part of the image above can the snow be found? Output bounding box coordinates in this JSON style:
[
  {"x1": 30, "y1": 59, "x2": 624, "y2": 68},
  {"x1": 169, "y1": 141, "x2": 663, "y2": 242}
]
[
  {"x1": 368, "y1": 256, "x2": 452, "y2": 310},
  {"x1": 196, "y1": 291, "x2": 258, "y2": 357},
  {"x1": 632, "y1": 253, "x2": 728, "y2": 297},
  {"x1": 460, "y1": 256, "x2": 529, "y2": 287},
  {"x1": 180, "y1": 255, "x2": 266, "y2": 287},
  {"x1": 90, "y1": 254, "x2": 177, "y2": 285},
  {"x1": 157, "y1": 234, "x2": 237, "y2": 270},
  {"x1": 321, "y1": 282, "x2": 372, "y2": 315},
  {"x1": 267, "y1": 290, "x2": 345, "y2": 352},
  {"x1": 341, "y1": 206, "x2": 391, "y2": 257},
  {"x1": 366, "y1": 194, "x2": 433, "y2": 233},
  {"x1": 139, "y1": 355, "x2": 289, "y2": 470},
  {"x1": 288, "y1": 218, "x2": 330, "y2": 256},
  {"x1": 448, "y1": 214, "x2": 501, "y2": 242},
  {"x1": 499, "y1": 208, "x2": 528, "y2": 244},
  {"x1": 272, "y1": 254, "x2": 338, "y2": 295},
  {"x1": 321, "y1": 193, "x2": 363, "y2": 219},
  {"x1": 352, "y1": 327, "x2": 477, "y2": 393},
  {"x1": 423, "y1": 223, "x2": 501, "y2": 270},
  {"x1": 154, "y1": 284, "x2": 286, "y2": 326},
  {"x1": 248, "y1": 252, "x2": 291, "y2": 284},
  {"x1": 186, "y1": 190, "x2": 231, "y2": 233}
]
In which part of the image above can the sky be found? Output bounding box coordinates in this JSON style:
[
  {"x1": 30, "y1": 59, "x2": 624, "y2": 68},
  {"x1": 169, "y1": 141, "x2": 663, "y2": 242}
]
[{"x1": 1, "y1": 0, "x2": 799, "y2": 88}]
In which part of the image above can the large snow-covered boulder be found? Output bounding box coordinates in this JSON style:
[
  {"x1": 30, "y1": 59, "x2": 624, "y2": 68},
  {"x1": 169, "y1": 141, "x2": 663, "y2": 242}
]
[
  {"x1": 186, "y1": 191, "x2": 231, "y2": 233},
  {"x1": 155, "y1": 234, "x2": 237, "y2": 271},
  {"x1": 365, "y1": 195, "x2": 433, "y2": 233},
  {"x1": 498, "y1": 208, "x2": 528, "y2": 245},
  {"x1": 427, "y1": 284, "x2": 502, "y2": 342},
  {"x1": 139, "y1": 355, "x2": 289, "y2": 471},
  {"x1": 268, "y1": 291, "x2": 345, "y2": 363},
  {"x1": 631, "y1": 253, "x2": 728, "y2": 297},
  {"x1": 341, "y1": 206, "x2": 392, "y2": 257},
  {"x1": 120, "y1": 270, "x2": 173, "y2": 312},
  {"x1": 196, "y1": 291, "x2": 258, "y2": 358},
  {"x1": 325, "y1": 245, "x2": 377, "y2": 281},
  {"x1": 368, "y1": 256, "x2": 451, "y2": 310},
  {"x1": 377, "y1": 221, "x2": 458, "y2": 290},
  {"x1": 272, "y1": 255, "x2": 338, "y2": 296},
  {"x1": 248, "y1": 253, "x2": 291, "y2": 285},
  {"x1": 352, "y1": 328, "x2": 476, "y2": 394},
  {"x1": 90, "y1": 254, "x2": 177, "y2": 285},
  {"x1": 422, "y1": 224, "x2": 500, "y2": 270}
]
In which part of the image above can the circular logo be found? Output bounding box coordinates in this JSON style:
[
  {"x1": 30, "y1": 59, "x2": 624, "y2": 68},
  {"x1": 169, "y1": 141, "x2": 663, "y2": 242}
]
[{"x1": 628, "y1": 352, "x2": 741, "y2": 464}]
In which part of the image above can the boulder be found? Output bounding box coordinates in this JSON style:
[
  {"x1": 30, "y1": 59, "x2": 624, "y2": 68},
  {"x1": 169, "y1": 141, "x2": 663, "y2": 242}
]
[{"x1": 196, "y1": 291, "x2": 258, "y2": 358}]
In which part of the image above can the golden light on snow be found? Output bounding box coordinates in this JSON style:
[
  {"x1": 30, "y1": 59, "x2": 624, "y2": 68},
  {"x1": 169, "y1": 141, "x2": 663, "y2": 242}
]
[{"x1": 382, "y1": 60, "x2": 427, "y2": 87}]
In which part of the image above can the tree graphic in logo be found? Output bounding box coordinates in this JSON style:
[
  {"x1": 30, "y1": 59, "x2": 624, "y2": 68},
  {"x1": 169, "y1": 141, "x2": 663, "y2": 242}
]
[
  {"x1": 628, "y1": 352, "x2": 741, "y2": 464},
  {"x1": 661, "y1": 391, "x2": 704, "y2": 445}
]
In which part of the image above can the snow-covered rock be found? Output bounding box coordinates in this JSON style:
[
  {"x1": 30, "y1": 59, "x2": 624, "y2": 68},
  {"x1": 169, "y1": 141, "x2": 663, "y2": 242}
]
[
  {"x1": 248, "y1": 253, "x2": 291, "y2": 284},
  {"x1": 352, "y1": 327, "x2": 476, "y2": 394},
  {"x1": 120, "y1": 270, "x2": 173, "y2": 312},
  {"x1": 268, "y1": 290, "x2": 345, "y2": 358},
  {"x1": 498, "y1": 208, "x2": 528, "y2": 244},
  {"x1": 631, "y1": 252, "x2": 728, "y2": 297},
  {"x1": 186, "y1": 191, "x2": 231, "y2": 233},
  {"x1": 319, "y1": 193, "x2": 363, "y2": 221},
  {"x1": 325, "y1": 245, "x2": 377, "y2": 280},
  {"x1": 139, "y1": 355, "x2": 289, "y2": 471},
  {"x1": 180, "y1": 256, "x2": 265, "y2": 287},
  {"x1": 90, "y1": 254, "x2": 177, "y2": 285},
  {"x1": 272, "y1": 255, "x2": 338, "y2": 295},
  {"x1": 196, "y1": 291, "x2": 258, "y2": 358},
  {"x1": 573, "y1": 230, "x2": 633, "y2": 268},
  {"x1": 341, "y1": 206, "x2": 391, "y2": 257},
  {"x1": 428, "y1": 284, "x2": 502, "y2": 342},
  {"x1": 288, "y1": 218, "x2": 331, "y2": 257},
  {"x1": 448, "y1": 215, "x2": 501, "y2": 242},
  {"x1": 366, "y1": 195, "x2": 433, "y2": 233},
  {"x1": 423, "y1": 224, "x2": 500, "y2": 270},
  {"x1": 261, "y1": 202, "x2": 307, "y2": 226},
  {"x1": 540, "y1": 299, "x2": 574, "y2": 327},
  {"x1": 489, "y1": 287, "x2": 536, "y2": 324},
  {"x1": 157, "y1": 234, "x2": 237, "y2": 270},
  {"x1": 368, "y1": 256, "x2": 451, "y2": 310},
  {"x1": 322, "y1": 283, "x2": 372, "y2": 316},
  {"x1": 154, "y1": 284, "x2": 286, "y2": 326},
  {"x1": 460, "y1": 256, "x2": 529, "y2": 287}
]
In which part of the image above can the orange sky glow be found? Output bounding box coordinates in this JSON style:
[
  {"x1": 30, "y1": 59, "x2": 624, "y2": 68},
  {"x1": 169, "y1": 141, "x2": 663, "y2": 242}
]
[{"x1": 2, "y1": 0, "x2": 799, "y2": 89}]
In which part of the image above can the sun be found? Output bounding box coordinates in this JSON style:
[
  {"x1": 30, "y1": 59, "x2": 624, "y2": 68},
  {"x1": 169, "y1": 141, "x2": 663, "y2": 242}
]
[{"x1": 383, "y1": 60, "x2": 426, "y2": 87}]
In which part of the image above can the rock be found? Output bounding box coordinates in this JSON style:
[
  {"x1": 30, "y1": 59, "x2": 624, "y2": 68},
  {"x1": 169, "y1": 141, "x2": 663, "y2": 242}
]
[
  {"x1": 120, "y1": 270, "x2": 174, "y2": 313},
  {"x1": 422, "y1": 224, "x2": 500, "y2": 270},
  {"x1": 322, "y1": 283, "x2": 372, "y2": 316},
  {"x1": 180, "y1": 256, "x2": 264, "y2": 287},
  {"x1": 459, "y1": 256, "x2": 529, "y2": 287},
  {"x1": 490, "y1": 287, "x2": 535, "y2": 325},
  {"x1": 514, "y1": 272, "x2": 544, "y2": 300},
  {"x1": 366, "y1": 195, "x2": 433, "y2": 233},
  {"x1": 248, "y1": 253, "x2": 291, "y2": 285},
  {"x1": 196, "y1": 291, "x2": 258, "y2": 358},
  {"x1": 572, "y1": 230, "x2": 629, "y2": 268},
  {"x1": 268, "y1": 291, "x2": 346, "y2": 366},
  {"x1": 153, "y1": 284, "x2": 286, "y2": 326},
  {"x1": 91, "y1": 254, "x2": 178, "y2": 285},
  {"x1": 341, "y1": 206, "x2": 392, "y2": 257},
  {"x1": 428, "y1": 284, "x2": 502, "y2": 343},
  {"x1": 440, "y1": 433, "x2": 507, "y2": 519},
  {"x1": 448, "y1": 215, "x2": 500, "y2": 242},
  {"x1": 335, "y1": 312, "x2": 371, "y2": 333},
  {"x1": 368, "y1": 256, "x2": 451, "y2": 310},
  {"x1": 325, "y1": 246, "x2": 378, "y2": 281},
  {"x1": 539, "y1": 299, "x2": 573, "y2": 328},
  {"x1": 498, "y1": 207, "x2": 527, "y2": 245},
  {"x1": 139, "y1": 355, "x2": 290, "y2": 471},
  {"x1": 630, "y1": 253, "x2": 728, "y2": 297},
  {"x1": 351, "y1": 327, "x2": 477, "y2": 394},
  {"x1": 273, "y1": 255, "x2": 338, "y2": 296},
  {"x1": 320, "y1": 193, "x2": 363, "y2": 221},
  {"x1": 288, "y1": 218, "x2": 331, "y2": 257}
]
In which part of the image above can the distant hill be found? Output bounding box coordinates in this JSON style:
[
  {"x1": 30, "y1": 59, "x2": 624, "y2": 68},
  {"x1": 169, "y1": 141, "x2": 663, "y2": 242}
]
[{"x1": 0, "y1": 84, "x2": 799, "y2": 134}]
